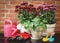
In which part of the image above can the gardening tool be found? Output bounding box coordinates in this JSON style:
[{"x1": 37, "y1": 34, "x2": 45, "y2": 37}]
[
  {"x1": 42, "y1": 35, "x2": 48, "y2": 42},
  {"x1": 48, "y1": 35, "x2": 54, "y2": 42},
  {"x1": 11, "y1": 26, "x2": 18, "y2": 36},
  {"x1": 4, "y1": 19, "x2": 12, "y2": 37}
]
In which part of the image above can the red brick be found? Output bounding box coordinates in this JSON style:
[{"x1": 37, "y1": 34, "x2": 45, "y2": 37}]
[
  {"x1": 43, "y1": 0, "x2": 51, "y2": 1},
  {"x1": 56, "y1": 9, "x2": 60, "y2": 14},
  {"x1": 5, "y1": 0, "x2": 10, "y2": 1},
  {"x1": 29, "y1": 0, "x2": 42, "y2": 1},
  {"x1": 30, "y1": 1, "x2": 43, "y2": 4},
  {"x1": 56, "y1": 6, "x2": 60, "y2": 10},
  {"x1": 0, "y1": 28, "x2": 3, "y2": 33},
  {"x1": 55, "y1": 17, "x2": 60, "y2": 21},
  {"x1": 0, "y1": 25, "x2": 3, "y2": 29},
  {"x1": 6, "y1": 14, "x2": 17, "y2": 17},
  {"x1": 10, "y1": 10, "x2": 16, "y2": 13},
  {"x1": 0, "y1": 17, "x2": 5, "y2": 21},
  {"x1": 0, "y1": 14, "x2": 5, "y2": 17},
  {"x1": 0, "y1": 0, "x2": 9, "y2": 4},
  {"x1": 56, "y1": 14, "x2": 60, "y2": 17},
  {"x1": 53, "y1": 0, "x2": 60, "y2": 1},
  {"x1": 0, "y1": 21, "x2": 4, "y2": 25},
  {"x1": 10, "y1": 0, "x2": 22, "y2": 5},
  {"x1": 6, "y1": 5, "x2": 15, "y2": 9},
  {"x1": 55, "y1": 27, "x2": 60, "y2": 31},
  {"x1": 0, "y1": 5, "x2": 5, "y2": 10},
  {"x1": 56, "y1": 21, "x2": 60, "y2": 24},
  {"x1": 9, "y1": 0, "x2": 19, "y2": 1},
  {"x1": 55, "y1": 24, "x2": 60, "y2": 31},
  {"x1": 13, "y1": 21, "x2": 17, "y2": 25},
  {"x1": 10, "y1": 17, "x2": 18, "y2": 21},
  {"x1": 10, "y1": 17, "x2": 18, "y2": 25},
  {"x1": 4, "y1": 17, "x2": 10, "y2": 20},
  {"x1": 0, "y1": 10, "x2": 8, "y2": 13},
  {"x1": 56, "y1": 23, "x2": 60, "y2": 26},
  {"x1": 55, "y1": 1, "x2": 60, "y2": 5},
  {"x1": 43, "y1": 1, "x2": 55, "y2": 4},
  {"x1": 0, "y1": 0, "x2": 4, "y2": 1},
  {"x1": 56, "y1": 24, "x2": 60, "y2": 27}
]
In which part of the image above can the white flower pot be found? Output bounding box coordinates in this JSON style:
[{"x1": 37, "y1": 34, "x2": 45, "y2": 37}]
[
  {"x1": 46, "y1": 24, "x2": 56, "y2": 33},
  {"x1": 31, "y1": 30, "x2": 42, "y2": 40}
]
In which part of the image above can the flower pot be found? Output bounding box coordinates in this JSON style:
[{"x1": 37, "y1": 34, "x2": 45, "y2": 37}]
[
  {"x1": 46, "y1": 24, "x2": 56, "y2": 33},
  {"x1": 31, "y1": 30, "x2": 42, "y2": 40}
]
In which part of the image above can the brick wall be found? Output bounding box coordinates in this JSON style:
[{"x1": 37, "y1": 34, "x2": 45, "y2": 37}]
[{"x1": 0, "y1": 0, "x2": 60, "y2": 33}]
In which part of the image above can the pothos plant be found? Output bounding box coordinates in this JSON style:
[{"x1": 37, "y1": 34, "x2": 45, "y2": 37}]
[{"x1": 15, "y1": 2, "x2": 47, "y2": 31}]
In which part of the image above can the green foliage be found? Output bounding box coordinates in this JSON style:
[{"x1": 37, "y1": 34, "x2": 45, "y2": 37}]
[
  {"x1": 18, "y1": 12, "x2": 47, "y2": 31},
  {"x1": 15, "y1": 2, "x2": 56, "y2": 31},
  {"x1": 41, "y1": 10, "x2": 55, "y2": 24}
]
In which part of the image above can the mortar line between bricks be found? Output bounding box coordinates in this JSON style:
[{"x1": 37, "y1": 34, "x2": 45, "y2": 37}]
[
  {"x1": 55, "y1": 17, "x2": 60, "y2": 18},
  {"x1": 0, "y1": 13, "x2": 16, "y2": 14},
  {"x1": 5, "y1": 0, "x2": 11, "y2": 19},
  {"x1": 4, "y1": 0, "x2": 7, "y2": 18}
]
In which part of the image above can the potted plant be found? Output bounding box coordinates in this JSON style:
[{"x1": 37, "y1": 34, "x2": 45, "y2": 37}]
[
  {"x1": 15, "y1": 2, "x2": 47, "y2": 40},
  {"x1": 37, "y1": 3, "x2": 56, "y2": 33}
]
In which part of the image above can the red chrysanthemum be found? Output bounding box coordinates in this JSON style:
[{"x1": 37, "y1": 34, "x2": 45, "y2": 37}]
[
  {"x1": 16, "y1": 5, "x2": 20, "y2": 9},
  {"x1": 29, "y1": 4, "x2": 33, "y2": 7}
]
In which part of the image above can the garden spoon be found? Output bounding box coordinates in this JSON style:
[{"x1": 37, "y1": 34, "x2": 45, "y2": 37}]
[
  {"x1": 42, "y1": 35, "x2": 48, "y2": 42},
  {"x1": 48, "y1": 36, "x2": 54, "y2": 42}
]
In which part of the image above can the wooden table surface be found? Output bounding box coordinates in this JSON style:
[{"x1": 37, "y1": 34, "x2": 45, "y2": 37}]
[{"x1": 0, "y1": 33, "x2": 60, "y2": 43}]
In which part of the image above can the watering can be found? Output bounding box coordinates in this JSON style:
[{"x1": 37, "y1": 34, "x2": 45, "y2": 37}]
[{"x1": 4, "y1": 19, "x2": 12, "y2": 37}]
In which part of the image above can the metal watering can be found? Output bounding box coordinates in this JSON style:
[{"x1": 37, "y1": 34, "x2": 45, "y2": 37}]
[{"x1": 4, "y1": 19, "x2": 12, "y2": 37}]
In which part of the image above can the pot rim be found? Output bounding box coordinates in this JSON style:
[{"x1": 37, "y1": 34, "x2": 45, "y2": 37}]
[{"x1": 46, "y1": 23, "x2": 56, "y2": 27}]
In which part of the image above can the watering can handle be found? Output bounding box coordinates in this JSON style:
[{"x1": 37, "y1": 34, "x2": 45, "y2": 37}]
[{"x1": 4, "y1": 19, "x2": 12, "y2": 26}]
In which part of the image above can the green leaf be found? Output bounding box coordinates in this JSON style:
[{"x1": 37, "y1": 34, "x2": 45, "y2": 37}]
[
  {"x1": 29, "y1": 22, "x2": 34, "y2": 27},
  {"x1": 32, "y1": 16, "x2": 40, "y2": 22},
  {"x1": 39, "y1": 22, "x2": 47, "y2": 30},
  {"x1": 33, "y1": 25, "x2": 36, "y2": 31},
  {"x1": 43, "y1": 19, "x2": 48, "y2": 24}
]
